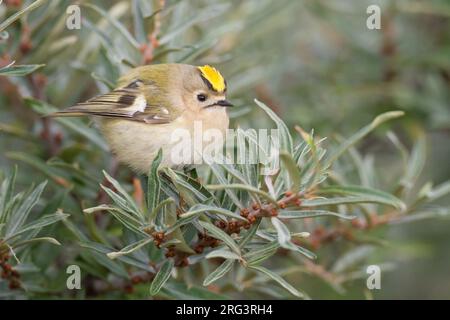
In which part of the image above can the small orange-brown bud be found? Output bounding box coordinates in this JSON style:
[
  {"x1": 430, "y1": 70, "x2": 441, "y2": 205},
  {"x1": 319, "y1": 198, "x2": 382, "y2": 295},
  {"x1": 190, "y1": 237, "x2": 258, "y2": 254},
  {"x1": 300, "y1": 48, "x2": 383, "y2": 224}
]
[
  {"x1": 131, "y1": 275, "x2": 142, "y2": 284},
  {"x1": 179, "y1": 257, "x2": 189, "y2": 267},
  {"x1": 8, "y1": 279, "x2": 21, "y2": 290},
  {"x1": 152, "y1": 232, "x2": 164, "y2": 241},
  {"x1": 19, "y1": 41, "x2": 32, "y2": 54},
  {"x1": 164, "y1": 249, "x2": 175, "y2": 258},
  {"x1": 211, "y1": 240, "x2": 220, "y2": 248},
  {"x1": 5, "y1": 0, "x2": 22, "y2": 6},
  {"x1": 2, "y1": 263, "x2": 12, "y2": 272},
  {"x1": 11, "y1": 270, "x2": 20, "y2": 278},
  {"x1": 240, "y1": 208, "x2": 249, "y2": 217},
  {"x1": 139, "y1": 43, "x2": 148, "y2": 53},
  {"x1": 194, "y1": 245, "x2": 204, "y2": 254},
  {"x1": 215, "y1": 220, "x2": 226, "y2": 229}
]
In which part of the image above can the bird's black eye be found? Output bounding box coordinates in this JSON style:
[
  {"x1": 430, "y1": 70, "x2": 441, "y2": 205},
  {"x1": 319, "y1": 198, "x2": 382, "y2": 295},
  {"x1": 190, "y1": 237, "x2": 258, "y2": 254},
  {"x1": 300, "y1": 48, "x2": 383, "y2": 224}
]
[{"x1": 197, "y1": 94, "x2": 207, "y2": 102}]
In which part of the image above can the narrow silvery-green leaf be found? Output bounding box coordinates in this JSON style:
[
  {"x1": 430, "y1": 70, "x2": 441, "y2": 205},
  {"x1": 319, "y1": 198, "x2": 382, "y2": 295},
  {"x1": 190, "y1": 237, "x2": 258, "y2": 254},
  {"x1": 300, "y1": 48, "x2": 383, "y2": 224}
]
[
  {"x1": 103, "y1": 170, "x2": 143, "y2": 219},
  {"x1": 177, "y1": 38, "x2": 219, "y2": 63},
  {"x1": 235, "y1": 128, "x2": 266, "y2": 184},
  {"x1": 108, "y1": 209, "x2": 146, "y2": 235},
  {"x1": 236, "y1": 142, "x2": 259, "y2": 188},
  {"x1": 176, "y1": 171, "x2": 216, "y2": 201},
  {"x1": 302, "y1": 196, "x2": 393, "y2": 208},
  {"x1": 279, "y1": 151, "x2": 301, "y2": 192},
  {"x1": 390, "y1": 207, "x2": 450, "y2": 225},
  {"x1": 427, "y1": 181, "x2": 450, "y2": 201},
  {"x1": 331, "y1": 246, "x2": 374, "y2": 273},
  {"x1": 207, "y1": 184, "x2": 277, "y2": 206},
  {"x1": 0, "y1": 64, "x2": 45, "y2": 76},
  {"x1": 325, "y1": 111, "x2": 404, "y2": 166},
  {"x1": 107, "y1": 238, "x2": 153, "y2": 259},
  {"x1": 294, "y1": 131, "x2": 327, "y2": 192},
  {"x1": 83, "y1": 204, "x2": 115, "y2": 214},
  {"x1": 160, "y1": 3, "x2": 230, "y2": 46},
  {"x1": 179, "y1": 204, "x2": 247, "y2": 222},
  {"x1": 85, "y1": 205, "x2": 146, "y2": 236},
  {"x1": 91, "y1": 72, "x2": 115, "y2": 90},
  {"x1": 245, "y1": 241, "x2": 279, "y2": 265},
  {"x1": 150, "y1": 198, "x2": 175, "y2": 225},
  {"x1": 209, "y1": 164, "x2": 244, "y2": 208},
  {"x1": 288, "y1": 243, "x2": 316, "y2": 259},
  {"x1": 203, "y1": 259, "x2": 234, "y2": 286},
  {"x1": 206, "y1": 248, "x2": 241, "y2": 260},
  {"x1": 219, "y1": 164, "x2": 250, "y2": 185},
  {"x1": 256, "y1": 230, "x2": 278, "y2": 242},
  {"x1": 0, "y1": 166, "x2": 17, "y2": 224},
  {"x1": 162, "y1": 201, "x2": 195, "y2": 254},
  {"x1": 131, "y1": 0, "x2": 146, "y2": 43},
  {"x1": 387, "y1": 130, "x2": 408, "y2": 159},
  {"x1": 0, "y1": 0, "x2": 47, "y2": 32},
  {"x1": 271, "y1": 217, "x2": 316, "y2": 259},
  {"x1": 239, "y1": 218, "x2": 261, "y2": 248},
  {"x1": 271, "y1": 217, "x2": 291, "y2": 247},
  {"x1": 83, "y1": 3, "x2": 140, "y2": 49},
  {"x1": 199, "y1": 221, "x2": 241, "y2": 255},
  {"x1": 150, "y1": 260, "x2": 174, "y2": 296},
  {"x1": 100, "y1": 185, "x2": 141, "y2": 219},
  {"x1": 147, "y1": 149, "x2": 163, "y2": 220},
  {"x1": 79, "y1": 241, "x2": 133, "y2": 278},
  {"x1": 249, "y1": 265, "x2": 303, "y2": 298},
  {"x1": 6, "y1": 212, "x2": 69, "y2": 242},
  {"x1": 5, "y1": 152, "x2": 74, "y2": 189},
  {"x1": 13, "y1": 237, "x2": 61, "y2": 248},
  {"x1": 79, "y1": 241, "x2": 154, "y2": 273},
  {"x1": 254, "y1": 99, "x2": 293, "y2": 153},
  {"x1": 279, "y1": 210, "x2": 355, "y2": 220},
  {"x1": 400, "y1": 135, "x2": 426, "y2": 193},
  {"x1": 137, "y1": 0, "x2": 154, "y2": 17},
  {"x1": 158, "y1": 239, "x2": 182, "y2": 248},
  {"x1": 5, "y1": 181, "x2": 47, "y2": 237},
  {"x1": 318, "y1": 185, "x2": 405, "y2": 210},
  {"x1": 255, "y1": 99, "x2": 294, "y2": 189},
  {"x1": 165, "y1": 213, "x2": 198, "y2": 235},
  {"x1": 164, "y1": 168, "x2": 205, "y2": 206}
]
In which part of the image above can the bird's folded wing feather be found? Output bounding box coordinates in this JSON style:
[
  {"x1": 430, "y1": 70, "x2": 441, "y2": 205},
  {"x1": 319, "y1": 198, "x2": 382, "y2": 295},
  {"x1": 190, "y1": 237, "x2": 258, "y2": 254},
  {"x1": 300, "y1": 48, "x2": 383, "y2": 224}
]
[{"x1": 48, "y1": 81, "x2": 178, "y2": 124}]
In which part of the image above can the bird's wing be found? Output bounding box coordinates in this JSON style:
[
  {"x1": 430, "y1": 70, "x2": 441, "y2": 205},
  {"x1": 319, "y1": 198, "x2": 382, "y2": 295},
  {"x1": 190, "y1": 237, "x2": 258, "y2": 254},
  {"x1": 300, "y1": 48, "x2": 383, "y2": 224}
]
[{"x1": 48, "y1": 80, "x2": 179, "y2": 124}]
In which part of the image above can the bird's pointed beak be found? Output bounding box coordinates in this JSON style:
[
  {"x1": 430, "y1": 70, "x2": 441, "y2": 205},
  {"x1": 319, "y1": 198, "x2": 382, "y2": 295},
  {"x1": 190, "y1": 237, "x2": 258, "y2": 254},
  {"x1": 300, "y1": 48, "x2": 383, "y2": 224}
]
[{"x1": 215, "y1": 99, "x2": 234, "y2": 107}]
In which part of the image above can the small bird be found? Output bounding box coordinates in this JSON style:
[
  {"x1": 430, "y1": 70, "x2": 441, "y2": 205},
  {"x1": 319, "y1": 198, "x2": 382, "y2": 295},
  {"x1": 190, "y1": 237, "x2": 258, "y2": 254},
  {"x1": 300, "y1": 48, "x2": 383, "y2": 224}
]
[{"x1": 50, "y1": 63, "x2": 233, "y2": 173}]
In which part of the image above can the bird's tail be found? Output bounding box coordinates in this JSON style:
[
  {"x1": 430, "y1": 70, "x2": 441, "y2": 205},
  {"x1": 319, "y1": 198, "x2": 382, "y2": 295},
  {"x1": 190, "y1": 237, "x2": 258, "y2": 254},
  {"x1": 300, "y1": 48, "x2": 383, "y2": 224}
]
[{"x1": 45, "y1": 110, "x2": 88, "y2": 118}]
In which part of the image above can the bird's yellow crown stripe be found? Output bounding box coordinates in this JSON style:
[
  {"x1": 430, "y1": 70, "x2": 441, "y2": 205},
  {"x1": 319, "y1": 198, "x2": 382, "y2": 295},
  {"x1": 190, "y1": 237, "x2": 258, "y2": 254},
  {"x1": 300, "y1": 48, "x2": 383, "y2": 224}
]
[{"x1": 198, "y1": 65, "x2": 226, "y2": 92}]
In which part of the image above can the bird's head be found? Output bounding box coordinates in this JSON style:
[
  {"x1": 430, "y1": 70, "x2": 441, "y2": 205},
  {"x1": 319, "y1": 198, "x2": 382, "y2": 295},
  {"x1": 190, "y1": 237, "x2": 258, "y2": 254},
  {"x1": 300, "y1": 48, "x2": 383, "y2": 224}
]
[{"x1": 180, "y1": 65, "x2": 233, "y2": 112}]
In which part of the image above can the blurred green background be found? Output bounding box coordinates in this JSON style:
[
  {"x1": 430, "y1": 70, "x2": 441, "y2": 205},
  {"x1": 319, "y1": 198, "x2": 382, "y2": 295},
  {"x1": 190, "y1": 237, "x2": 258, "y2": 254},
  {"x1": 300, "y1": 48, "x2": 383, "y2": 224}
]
[{"x1": 0, "y1": 0, "x2": 449, "y2": 299}]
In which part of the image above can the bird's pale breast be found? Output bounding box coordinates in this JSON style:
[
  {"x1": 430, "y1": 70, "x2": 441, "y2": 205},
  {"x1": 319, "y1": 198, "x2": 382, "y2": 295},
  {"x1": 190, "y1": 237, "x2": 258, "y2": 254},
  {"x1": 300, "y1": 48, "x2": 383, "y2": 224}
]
[{"x1": 99, "y1": 108, "x2": 229, "y2": 173}]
